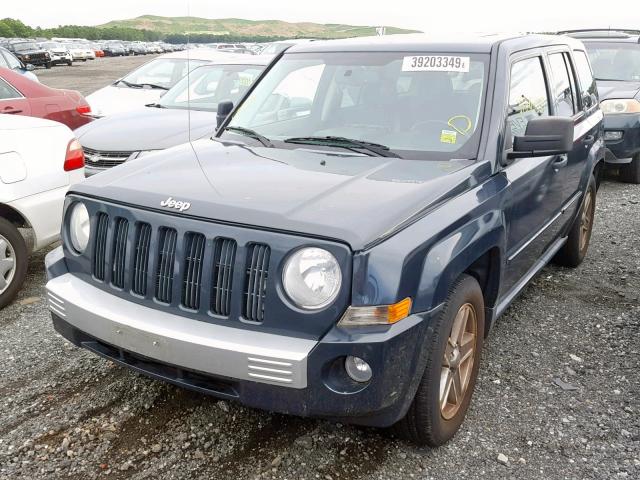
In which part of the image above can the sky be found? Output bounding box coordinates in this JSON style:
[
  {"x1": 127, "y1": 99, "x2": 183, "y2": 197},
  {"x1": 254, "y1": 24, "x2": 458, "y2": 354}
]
[{"x1": 5, "y1": 0, "x2": 640, "y2": 34}]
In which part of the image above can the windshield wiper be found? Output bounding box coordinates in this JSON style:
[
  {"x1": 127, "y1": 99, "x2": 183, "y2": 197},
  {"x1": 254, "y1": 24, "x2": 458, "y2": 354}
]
[
  {"x1": 223, "y1": 126, "x2": 274, "y2": 148},
  {"x1": 115, "y1": 80, "x2": 169, "y2": 90},
  {"x1": 145, "y1": 102, "x2": 167, "y2": 108},
  {"x1": 283, "y1": 136, "x2": 401, "y2": 158},
  {"x1": 594, "y1": 77, "x2": 624, "y2": 82}
]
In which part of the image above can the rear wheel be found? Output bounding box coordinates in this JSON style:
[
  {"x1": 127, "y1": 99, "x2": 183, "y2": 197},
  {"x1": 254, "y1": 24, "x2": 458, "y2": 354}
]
[
  {"x1": 554, "y1": 174, "x2": 597, "y2": 267},
  {"x1": 620, "y1": 155, "x2": 640, "y2": 184},
  {"x1": 0, "y1": 218, "x2": 28, "y2": 310},
  {"x1": 393, "y1": 274, "x2": 484, "y2": 446}
]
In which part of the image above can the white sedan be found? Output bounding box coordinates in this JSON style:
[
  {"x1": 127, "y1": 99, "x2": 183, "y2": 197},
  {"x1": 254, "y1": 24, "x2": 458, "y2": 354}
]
[
  {"x1": 86, "y1": 49, "x2": 242, "y2": 118},
  {"x1": 0, "y1": 115, "x2": 85, "y2": 308}
]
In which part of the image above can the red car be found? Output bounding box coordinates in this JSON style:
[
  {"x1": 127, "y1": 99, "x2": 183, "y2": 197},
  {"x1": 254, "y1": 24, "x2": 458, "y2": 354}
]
[{"x1": 0, "y1": 67, "x2": 93, "y2": 130}]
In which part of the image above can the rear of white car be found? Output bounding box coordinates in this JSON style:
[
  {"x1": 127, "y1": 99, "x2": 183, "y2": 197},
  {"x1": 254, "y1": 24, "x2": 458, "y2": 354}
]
[{"x1": 0, "y1": 115, "x2": 85, "y2": 308}]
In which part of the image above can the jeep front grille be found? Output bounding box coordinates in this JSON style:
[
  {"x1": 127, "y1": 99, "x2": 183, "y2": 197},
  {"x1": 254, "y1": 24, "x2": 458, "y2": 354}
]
[{"x1": 86, "y1": 214, "x2": 280, "y2": 324}]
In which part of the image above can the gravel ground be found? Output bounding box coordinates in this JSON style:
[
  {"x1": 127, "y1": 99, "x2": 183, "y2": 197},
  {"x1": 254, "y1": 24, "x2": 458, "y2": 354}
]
[
  {"x1": 1, "y1": 58, "x2": 638, "y2": 479},
  {"x1": 35, "y1": 55, "x2": 160, "y2": 96}
]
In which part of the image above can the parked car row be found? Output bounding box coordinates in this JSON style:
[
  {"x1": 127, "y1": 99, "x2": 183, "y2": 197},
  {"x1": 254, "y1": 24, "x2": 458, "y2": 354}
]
[{"x1": 1, "y1": 31, "x2": 639, "y2": 450}]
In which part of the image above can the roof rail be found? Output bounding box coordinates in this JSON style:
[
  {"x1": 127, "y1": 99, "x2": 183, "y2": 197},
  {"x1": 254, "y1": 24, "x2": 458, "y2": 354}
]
[{"x1": 558, "y1": 28, "x2": 640, "y2": 38}]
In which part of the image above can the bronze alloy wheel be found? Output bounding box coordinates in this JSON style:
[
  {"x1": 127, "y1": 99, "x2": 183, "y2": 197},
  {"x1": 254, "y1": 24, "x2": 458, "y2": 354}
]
[
  {"x1": 440, "y1": 303, "x2": 477, "y2": 420},
  {"x1": 0, "y1": 234, "x2": 16, "y2": 295},
  {"x1": 579, "y1": 188, "x2": 595, "y2": 253}
]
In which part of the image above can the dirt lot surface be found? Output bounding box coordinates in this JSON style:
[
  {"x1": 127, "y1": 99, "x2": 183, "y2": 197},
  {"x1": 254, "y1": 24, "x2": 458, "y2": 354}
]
[
  {"x1": 0, "y1": 57, "x2": 638, "y2": 479},
  {"x1": 35, "y1": 55, "x2": 160, "y2": 96}
]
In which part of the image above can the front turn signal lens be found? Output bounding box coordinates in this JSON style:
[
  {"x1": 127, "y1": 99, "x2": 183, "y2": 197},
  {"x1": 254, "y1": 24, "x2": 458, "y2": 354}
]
[{"x1": 338, "y1": 297, "x2": 412, "y2": 327}]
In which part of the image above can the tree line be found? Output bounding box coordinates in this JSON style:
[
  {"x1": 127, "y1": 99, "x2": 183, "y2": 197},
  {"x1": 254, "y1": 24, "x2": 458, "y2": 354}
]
[{"x1": 0, "y1": 18, "x2": 288, "y2": 44}]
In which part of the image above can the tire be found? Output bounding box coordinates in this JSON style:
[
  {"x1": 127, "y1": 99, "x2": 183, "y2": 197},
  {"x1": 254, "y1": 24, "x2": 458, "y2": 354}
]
[
  {"x1": 620, "y1": 155, "x2": 640, "y2": 184},
  {"x1": 67, "y1": 61, "x2": 73, "y2": 66},
  {"x1": 0, "y1": 218, "x2": 28, "y2": 310},
  {"x1": 393, "y1": 274, "x2": 485, "y2": 446},
  {"x1": 553, "y1": 174, "x2": 597, "y2": 268},
  {"x1": 45, "y1": 62, "x2": 52, "y2": 69}
]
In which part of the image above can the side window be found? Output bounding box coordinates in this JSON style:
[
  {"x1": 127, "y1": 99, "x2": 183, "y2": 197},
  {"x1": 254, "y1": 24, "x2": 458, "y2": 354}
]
[
  {"x1": 547, "y1": 52, "x2": 576, "y2": 117},
  {"x1": 0, "y1": 53, "x2": 7, "y2": 68},
  {"x1": 573, "y1": 50, "x2": 598, "y2": 109},
  {"x1": 3, "y1": 52, "x2": 22, "y2": 70},
  {"x1": 508, "y1": 56, "x2": 550, "y2": 137},
  {"x1": 0, "y1": 78, "x2": 22, "y2": 100}
]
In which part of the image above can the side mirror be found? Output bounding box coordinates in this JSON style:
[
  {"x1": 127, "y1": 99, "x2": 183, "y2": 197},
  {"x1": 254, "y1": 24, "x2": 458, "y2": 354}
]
[
  {"x1": 508, "y1": 117, "x2": 574, "y2": 160},
  {"x1": 25, "y1": 63, "x2": 36, "y2": 71},
  {"x1": 216, "y1": 100, "x2": 234, "y2": 129}
]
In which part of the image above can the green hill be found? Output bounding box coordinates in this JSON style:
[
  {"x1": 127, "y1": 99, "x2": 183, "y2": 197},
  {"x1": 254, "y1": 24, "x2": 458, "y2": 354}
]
[{"x1": 99, "y1": 15, "x2": 420, "y2": 39}]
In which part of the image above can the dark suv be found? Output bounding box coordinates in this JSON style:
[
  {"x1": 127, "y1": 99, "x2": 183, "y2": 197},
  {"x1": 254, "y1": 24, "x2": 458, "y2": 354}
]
[
  {"x1": 46, "y1": 34, "x2": 604, "y2": 446},
  {"x1": 562, "y1": 29, "x2": 640, "y2": 183},
  {"x1": 2, "y1": 40, "x2": 52, "y2": 69}
]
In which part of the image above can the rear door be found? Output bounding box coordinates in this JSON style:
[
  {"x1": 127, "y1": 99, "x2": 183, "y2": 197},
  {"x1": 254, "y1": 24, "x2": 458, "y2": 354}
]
[
  {"x1": 501, "y1": 52, "x2": 567, "y2": 293},
  {"x1": 544, "y1": 50, "x2": 594, "y2": 224},
  {"x1": 0, "y1": 76, "x2": 31, "y2": 116}
]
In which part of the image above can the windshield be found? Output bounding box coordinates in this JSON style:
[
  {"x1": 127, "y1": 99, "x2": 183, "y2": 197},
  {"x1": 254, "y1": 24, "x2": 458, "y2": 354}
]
[
  {"x1": 585, "y1": 42, "x2": 640, "y2": 81},
  {"x1": 13, "y1": 42, "x2": 38, "y2": 52},
  {"x1": 159, "y1": 63, "x2": 265, "y2": 111},
  {"x1": 121, "y1": 58, "x2": 209, "y2": 89},
  {"x1": 223, "y1": 51, "x2": 488, "y2": 160}
]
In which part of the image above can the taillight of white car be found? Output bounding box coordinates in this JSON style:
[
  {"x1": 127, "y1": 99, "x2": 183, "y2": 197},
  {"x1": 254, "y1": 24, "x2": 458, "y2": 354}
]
[{"x1": 64, "y1": 139, "x2": 85, "y2": 172}]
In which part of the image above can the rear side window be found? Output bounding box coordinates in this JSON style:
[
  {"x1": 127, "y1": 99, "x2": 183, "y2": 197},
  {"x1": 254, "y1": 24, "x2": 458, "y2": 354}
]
[
  {"x1": 547, "y1": 52, "x2": 576, "y2": 117},
  {"x1": 508, "y1": 56, "x2": 550, "y2": 137},
  {"x1": 573, "y1": 50, "x2": 598, "y2": 108},
  {"x1": 0, "y1": 78, "x2": 22, "y2": 100}
]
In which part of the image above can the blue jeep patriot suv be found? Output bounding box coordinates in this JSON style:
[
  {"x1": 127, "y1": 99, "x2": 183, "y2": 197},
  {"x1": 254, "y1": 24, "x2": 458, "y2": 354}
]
[
  {"x1": 46, "y1": 34, "x2": 604, "y2": 446},
  {"x1": 562, "y1": 29, "x2": 640, "y2": 183}
]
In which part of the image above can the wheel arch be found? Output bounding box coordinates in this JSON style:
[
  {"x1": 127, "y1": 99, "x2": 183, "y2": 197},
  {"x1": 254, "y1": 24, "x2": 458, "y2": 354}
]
[{"x1": 0, "y1": 203, "x2": 31, "y2": 229}]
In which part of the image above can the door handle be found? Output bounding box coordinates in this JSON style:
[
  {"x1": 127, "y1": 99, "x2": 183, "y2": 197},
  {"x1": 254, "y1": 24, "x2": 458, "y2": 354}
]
[
  {"x1": 583, "y1": 135, "x2": 595, "y2": 145},
  {"x1": 553, "y1": 155, "x2": 568, "y2": 171},
  {"x1": 2, "y1": 107, "x2": 22, "y2": 114}
]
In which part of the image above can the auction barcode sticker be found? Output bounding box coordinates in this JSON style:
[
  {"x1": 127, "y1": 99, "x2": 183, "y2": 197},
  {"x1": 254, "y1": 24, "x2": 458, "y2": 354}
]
[{"x1": 402, "y1": 55, "x2": 470, "y2": 73}]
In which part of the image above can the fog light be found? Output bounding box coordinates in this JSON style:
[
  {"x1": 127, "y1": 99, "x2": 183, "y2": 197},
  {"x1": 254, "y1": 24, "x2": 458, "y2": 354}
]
[
  {"x1": 345, "y1": 356, "x2": 372, "y2": 383},
  {"x1": 604, "y1": 130, "x2": 623, "y2": 141}
]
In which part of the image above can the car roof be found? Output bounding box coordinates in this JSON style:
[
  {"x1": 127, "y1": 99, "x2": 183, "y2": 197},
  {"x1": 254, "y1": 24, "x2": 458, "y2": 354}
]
[
  {"x1": 287, "y1": 33, "x2": 585, "y2": 54},
  {"x1": 160, "y1": 48, "x2": 263, "y2": 62}
]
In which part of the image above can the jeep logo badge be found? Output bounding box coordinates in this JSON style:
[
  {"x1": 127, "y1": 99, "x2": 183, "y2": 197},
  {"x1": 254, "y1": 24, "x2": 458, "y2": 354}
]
[{"x1": 160, "y1": 197, "x2": 191, "y2": 212}]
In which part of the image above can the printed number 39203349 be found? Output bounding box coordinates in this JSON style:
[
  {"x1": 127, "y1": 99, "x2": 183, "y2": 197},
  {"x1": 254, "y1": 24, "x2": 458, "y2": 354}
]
[{"x1": 402, "y1": 55, "x2": 470, "y2": 73}]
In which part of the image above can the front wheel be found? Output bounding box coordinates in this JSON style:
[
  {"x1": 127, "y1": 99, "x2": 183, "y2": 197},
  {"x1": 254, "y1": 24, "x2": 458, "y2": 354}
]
[
  {"x1": 0, "y1": 218, "x2": 28, "y2": 310},
  {"x1": 554, "y1": 174, "x2": 597, "y2": 268},
  {"x1": 45, "y1": 62, "x2": 52, "y2": 69},
  {"x1": 393, "y1": 274, "x2": 485, "y2": 446}
]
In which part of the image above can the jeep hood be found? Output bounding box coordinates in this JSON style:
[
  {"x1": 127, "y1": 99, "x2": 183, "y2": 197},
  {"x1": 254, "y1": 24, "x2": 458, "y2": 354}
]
[
  {"x1": 72, "y1": 139, "x2": 486, "y2": 250},
  {"x1": 597, "y1": 80, "x2": 640, "y2": 101},
  {"x1": 75, "y1": 108, "x2": 215, "y2": 151}
]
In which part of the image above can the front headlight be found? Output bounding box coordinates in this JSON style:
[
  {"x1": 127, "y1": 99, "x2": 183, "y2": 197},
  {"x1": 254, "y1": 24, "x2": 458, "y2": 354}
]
[
  {"x1": 600, "y1": 99, "x2": 640, "y2": 115},
  {"x1": 68, "y1": 202, "x2": 90, "y2": 253},
  {"x1": 282, "y1": 248, "x2": 341, "y2": 310}
]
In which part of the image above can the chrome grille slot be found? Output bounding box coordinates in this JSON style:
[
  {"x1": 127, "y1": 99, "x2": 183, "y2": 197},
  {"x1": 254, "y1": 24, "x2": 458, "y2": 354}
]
[
  {"x1": 111, "y1": 218, "x2": 129, "y2": 288},
  {"x1": 244, "y1": 243, "x2": 270, "y2": 322},
  {"x1": 181, "y1": 233, "x2": 206, "y2": 310},
  {"x1": 155, "y1": 228, "x2": 177, "y2": 304},
  {"x1": 92, "y1": 213, "x2": 109, "y2": 281},
  {"x1": 211, "y1": 238, "x2": 237, "y2": 316},
  {"x1": 132, "y1": 223, "x2": 152, "y2": 296}
]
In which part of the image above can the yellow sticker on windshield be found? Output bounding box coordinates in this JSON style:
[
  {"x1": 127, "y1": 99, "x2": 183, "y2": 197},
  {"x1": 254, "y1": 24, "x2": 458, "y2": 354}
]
[{"x1": 440, "y1": 130, "x2": 458, "y2": 144}]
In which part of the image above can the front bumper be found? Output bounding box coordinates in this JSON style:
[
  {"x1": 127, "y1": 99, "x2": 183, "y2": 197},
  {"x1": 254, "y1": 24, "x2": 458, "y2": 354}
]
[
  {"x1": 45, "y1": 247, "x2": 435, "y2": 426},
  {"x1": 603, "y1": 113, "x2": 640, "y2": 164}
]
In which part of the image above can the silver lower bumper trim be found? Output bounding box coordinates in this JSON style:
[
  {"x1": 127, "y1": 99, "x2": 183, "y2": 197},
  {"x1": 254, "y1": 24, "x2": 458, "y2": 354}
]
[{"x1": 46, "y1": 274, "x2": 315, "y2": 388}]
